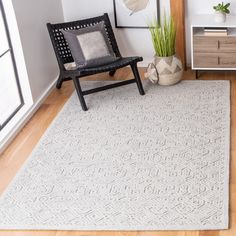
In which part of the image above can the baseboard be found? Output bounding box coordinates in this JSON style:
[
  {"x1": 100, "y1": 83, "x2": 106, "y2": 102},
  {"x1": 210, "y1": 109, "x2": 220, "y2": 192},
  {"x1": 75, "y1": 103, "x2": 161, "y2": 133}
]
[{"x1": 0, "y1": 76, "x2": 58, "y2": 154}]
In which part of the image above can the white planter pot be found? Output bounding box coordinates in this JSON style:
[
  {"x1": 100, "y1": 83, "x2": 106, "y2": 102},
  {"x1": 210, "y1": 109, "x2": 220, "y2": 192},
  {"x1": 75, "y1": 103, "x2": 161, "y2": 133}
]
[
  {"x1": 145, "y1": 54, "x2": 183, "y2": 86},
  {"x1": 214, "y1": 12, "x2": 226, "y2": 23}
]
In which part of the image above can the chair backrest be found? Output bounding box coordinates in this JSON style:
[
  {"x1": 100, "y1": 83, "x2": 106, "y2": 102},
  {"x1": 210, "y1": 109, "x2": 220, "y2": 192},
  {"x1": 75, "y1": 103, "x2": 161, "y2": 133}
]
[{"x1": 47, "y1": 13, "x2": 121, "y2": 70}]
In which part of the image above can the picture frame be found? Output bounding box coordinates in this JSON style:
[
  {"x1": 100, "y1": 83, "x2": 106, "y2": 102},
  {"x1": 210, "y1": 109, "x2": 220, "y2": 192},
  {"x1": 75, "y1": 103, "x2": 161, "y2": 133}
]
[{"x1": 113, "y1": 0, "x2": 160, "y2": 28}]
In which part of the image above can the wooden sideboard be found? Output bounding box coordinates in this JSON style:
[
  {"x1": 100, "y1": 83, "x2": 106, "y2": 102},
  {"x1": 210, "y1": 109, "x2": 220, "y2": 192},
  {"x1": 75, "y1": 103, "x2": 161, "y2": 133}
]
[{"x1": 191, "y1": 15, "x2": 236, "y2": 78}]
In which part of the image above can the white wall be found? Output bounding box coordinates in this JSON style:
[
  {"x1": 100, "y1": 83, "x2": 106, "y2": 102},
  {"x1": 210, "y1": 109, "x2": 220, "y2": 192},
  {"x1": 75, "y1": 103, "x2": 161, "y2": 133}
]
[
  {"x1": 12, "y1": 0, "x2": 64, "y2": 101},
  {"x1": 185, "y1": 0, "x2": 236, "y2": 64},
  {"x1": 61, "y1": 0, "x2": 170, "y2": 66}
]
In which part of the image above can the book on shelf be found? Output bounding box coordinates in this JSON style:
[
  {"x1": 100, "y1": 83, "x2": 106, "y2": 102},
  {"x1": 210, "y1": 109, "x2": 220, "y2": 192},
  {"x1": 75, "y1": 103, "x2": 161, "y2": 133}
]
[
  {"x1": 204, "y1": 32, "x2": 228, "y2": 36},
  {"x1": 203, "y1": 27, "x2": 228, "y2": 36}
]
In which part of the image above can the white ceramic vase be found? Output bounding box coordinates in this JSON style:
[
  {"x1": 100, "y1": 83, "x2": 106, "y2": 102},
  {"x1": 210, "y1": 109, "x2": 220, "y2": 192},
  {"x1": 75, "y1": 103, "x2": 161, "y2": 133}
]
[
  {"x1": 145, "y1": 54, "x2": 183, "y2": 86},
  {"x1": 214, "y1": 12, "x2": 226, "y2": 23}
]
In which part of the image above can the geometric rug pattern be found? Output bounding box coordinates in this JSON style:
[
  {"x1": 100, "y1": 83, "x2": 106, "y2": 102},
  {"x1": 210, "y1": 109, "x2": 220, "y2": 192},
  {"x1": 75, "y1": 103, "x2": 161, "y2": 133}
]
[{"x1": 0, "y1": 80, "x2": 230, "y2": 230}]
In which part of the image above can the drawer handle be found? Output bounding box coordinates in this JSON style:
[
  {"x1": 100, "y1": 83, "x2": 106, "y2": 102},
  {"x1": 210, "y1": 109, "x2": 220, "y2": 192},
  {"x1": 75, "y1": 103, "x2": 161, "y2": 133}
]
[
  {"x1": 218, "y1": 57, "x2": 220, "y2": 65},
  {"x1": 218, "y1": 40, "x2": 220, "y2": 49}
]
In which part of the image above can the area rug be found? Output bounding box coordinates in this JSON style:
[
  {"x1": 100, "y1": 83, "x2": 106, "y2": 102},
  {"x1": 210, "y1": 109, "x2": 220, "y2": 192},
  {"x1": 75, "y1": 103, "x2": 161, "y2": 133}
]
[{"x1": 0, "y1": 80, "x2": 230, "y2": 230}]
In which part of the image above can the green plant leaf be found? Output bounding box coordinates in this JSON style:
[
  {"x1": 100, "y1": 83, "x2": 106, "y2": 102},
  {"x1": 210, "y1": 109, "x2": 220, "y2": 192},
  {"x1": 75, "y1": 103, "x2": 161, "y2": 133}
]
[
  {"x1": 147, "y1": 14, "x2": 176, "y2": 57},
  {"x1": 213, "y1": 2, "x2": 230, "y2": 14}
]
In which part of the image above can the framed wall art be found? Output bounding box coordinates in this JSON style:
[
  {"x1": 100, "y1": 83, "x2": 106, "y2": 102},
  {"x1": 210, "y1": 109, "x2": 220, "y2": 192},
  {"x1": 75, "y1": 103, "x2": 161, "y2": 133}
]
[{"x1": 113, "y1": 0, "x2": 160, "y2": 28}]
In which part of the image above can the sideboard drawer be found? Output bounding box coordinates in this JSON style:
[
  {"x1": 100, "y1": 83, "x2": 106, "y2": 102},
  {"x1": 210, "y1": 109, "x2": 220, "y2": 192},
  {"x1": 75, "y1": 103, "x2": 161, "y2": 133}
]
[
  {"x1": 193, "y1": 36, "x2": 218, "y2": 52},
  {"x1": 194, "y1": 53, "x2": 236, "y2": 68},
  {"x1": 220, "y1": 54, "x2": 236, "y2": 67},
  {"x1": 193, "y1": 53, "x2": 218, "y2": 68},
  {"x1": 193, "y1": 36, "x2": 236, "y2": 53},
  {"x1": 219, "y1": 38, "x2": 236, "y2": 52}
]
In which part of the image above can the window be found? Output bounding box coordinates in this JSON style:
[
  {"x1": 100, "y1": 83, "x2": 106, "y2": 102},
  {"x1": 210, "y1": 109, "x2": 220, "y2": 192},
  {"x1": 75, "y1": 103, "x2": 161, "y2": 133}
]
[{"x1": 0, "y1": 0, "x2": 24, "y2": 131}]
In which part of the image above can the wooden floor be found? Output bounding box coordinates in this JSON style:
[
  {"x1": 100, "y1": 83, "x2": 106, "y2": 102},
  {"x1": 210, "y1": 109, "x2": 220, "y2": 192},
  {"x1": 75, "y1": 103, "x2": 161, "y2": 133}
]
[{"x1": 0, "y1": 68, "x2": 236, "y2": 236}]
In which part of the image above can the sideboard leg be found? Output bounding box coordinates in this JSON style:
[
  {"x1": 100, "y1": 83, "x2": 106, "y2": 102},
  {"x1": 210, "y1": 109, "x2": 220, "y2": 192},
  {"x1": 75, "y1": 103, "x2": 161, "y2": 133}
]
[{"x1": 195, "y1": 70, "x2": 199, "y2": 79}]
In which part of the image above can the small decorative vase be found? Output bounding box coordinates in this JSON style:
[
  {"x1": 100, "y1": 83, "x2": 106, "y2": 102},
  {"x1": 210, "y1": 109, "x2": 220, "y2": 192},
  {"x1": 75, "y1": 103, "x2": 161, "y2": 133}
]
[
  {"x1": 214, "y1": 12, "x2": 226, "y2": 23},
  {"x1": 145, "y1": 54, "x2": 183, "y2": 86}
]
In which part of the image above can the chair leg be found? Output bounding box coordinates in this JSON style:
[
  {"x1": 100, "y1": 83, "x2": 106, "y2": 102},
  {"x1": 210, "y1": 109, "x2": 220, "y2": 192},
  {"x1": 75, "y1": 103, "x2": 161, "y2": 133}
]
[
  {"x1": 56, "y1": 75, "x2": 64, "y2": 89},
  {"x1": 131, "y1": 63, "x2": 145, "y2": 95},
  {"x1": 109, "y1": 70, "x2": 116, "y2": 76},
  {"x1": 72, "y1": 76, "x2": 88, "y2": 111}
]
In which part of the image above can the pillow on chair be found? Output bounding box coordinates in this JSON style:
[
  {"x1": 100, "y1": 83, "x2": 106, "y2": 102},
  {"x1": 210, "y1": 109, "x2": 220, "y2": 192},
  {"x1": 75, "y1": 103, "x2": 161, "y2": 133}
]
[{"x1": 61, "y1": 22, "x2": 118, "y2": 68}]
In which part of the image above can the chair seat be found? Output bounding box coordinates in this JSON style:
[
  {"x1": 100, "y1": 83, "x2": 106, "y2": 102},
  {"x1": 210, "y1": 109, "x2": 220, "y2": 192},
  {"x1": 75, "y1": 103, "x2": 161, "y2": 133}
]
[
  {"x1": 64, "y1": 57, "x2": 143, "y2": 76},
  {"x1": 47, "y1": 13, "x2": 145, "y2": 111}
]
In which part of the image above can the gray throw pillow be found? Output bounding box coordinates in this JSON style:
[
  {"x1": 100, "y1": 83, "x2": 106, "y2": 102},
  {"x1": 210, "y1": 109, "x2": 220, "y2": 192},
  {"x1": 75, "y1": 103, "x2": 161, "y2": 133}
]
[{"x1": 61, "y1": 22, "x2": 118, "y2": 68}]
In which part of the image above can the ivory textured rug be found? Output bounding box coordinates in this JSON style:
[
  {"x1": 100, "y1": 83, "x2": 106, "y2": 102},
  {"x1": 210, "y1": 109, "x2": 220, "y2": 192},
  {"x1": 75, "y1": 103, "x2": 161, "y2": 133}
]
[{"x1": 0, "y1": 80, "x2": 230, "y2": 230}]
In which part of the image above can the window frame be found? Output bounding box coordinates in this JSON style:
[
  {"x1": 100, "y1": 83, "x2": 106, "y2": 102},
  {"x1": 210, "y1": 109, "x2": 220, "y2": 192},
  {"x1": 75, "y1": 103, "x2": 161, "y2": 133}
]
[{"x1": 0, "y1": 0, "x2": 24, "y2": 131}]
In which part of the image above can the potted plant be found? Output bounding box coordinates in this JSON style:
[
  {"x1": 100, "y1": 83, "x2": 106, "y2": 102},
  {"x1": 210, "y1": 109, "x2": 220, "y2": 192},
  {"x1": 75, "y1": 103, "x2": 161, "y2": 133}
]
[
  {"x1": 145, "y1": 15, "x2": 183, "y2": 86},
  {"x1": 213, "y1": 2, "x2": 230, "y2": 23}
]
